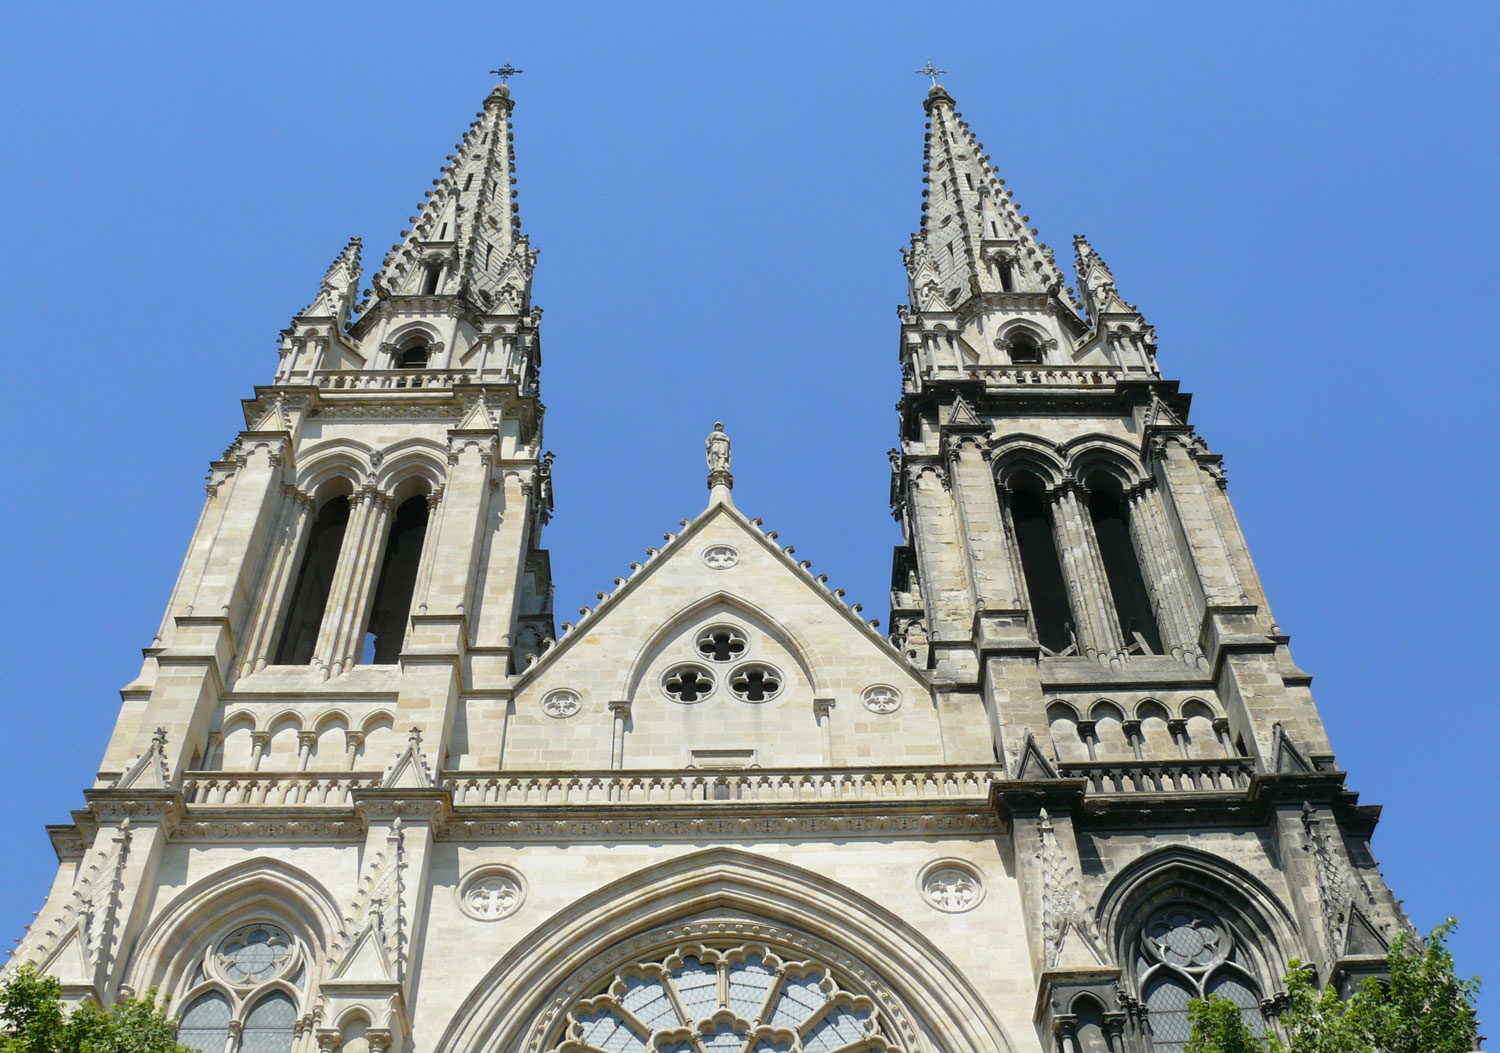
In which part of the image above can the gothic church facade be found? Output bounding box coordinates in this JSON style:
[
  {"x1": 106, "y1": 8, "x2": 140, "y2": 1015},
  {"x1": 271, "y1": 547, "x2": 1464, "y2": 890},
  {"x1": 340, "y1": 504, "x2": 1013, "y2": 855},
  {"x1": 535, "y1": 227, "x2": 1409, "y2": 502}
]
[{"x1": 5, "y1": 80, "x2": 1411, "y2": 1053}]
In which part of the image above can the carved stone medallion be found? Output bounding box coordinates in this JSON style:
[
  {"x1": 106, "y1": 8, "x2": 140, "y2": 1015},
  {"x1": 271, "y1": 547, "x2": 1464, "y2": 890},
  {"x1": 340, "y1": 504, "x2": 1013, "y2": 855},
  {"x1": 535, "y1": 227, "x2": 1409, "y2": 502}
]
[
  {"x1": 862, "y1": 684, "x2": 902, "y2": 714},
  {"x1": 541, "y1": 690, "x2": 581, "y2": 719},
  {"x1": 918, "y1": 860, "x2": 984, "y2": 913},
  {"x1": 458, "y1": 866, "x2": 525, "y2": 921},
  {"x1": 702, "y1": 544, "x2": 739, "y2": 569}
]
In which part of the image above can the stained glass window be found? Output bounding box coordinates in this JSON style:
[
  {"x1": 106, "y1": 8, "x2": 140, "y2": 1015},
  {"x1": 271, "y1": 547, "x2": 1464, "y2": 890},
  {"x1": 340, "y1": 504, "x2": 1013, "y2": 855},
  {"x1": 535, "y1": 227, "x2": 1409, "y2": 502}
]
[{"x1": 546, "y1": 943, "x2": 903, "y2": 1053}]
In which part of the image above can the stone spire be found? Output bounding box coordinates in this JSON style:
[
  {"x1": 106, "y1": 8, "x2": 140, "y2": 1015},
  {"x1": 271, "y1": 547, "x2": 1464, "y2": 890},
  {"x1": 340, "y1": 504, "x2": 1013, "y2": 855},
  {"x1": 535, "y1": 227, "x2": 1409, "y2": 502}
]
[
  {"x1": 298, "y1": 237, "x2": 362, "y2": 325},
  {"x1": 1072, "y1": 234, "x2": 1138, "y2": 320},
  {"x1": 370, "y1": 81, "x2": 535, "y2": 315},
  {"x1": 904, "y1": 83, "x2": 1072, "y2": 313}
]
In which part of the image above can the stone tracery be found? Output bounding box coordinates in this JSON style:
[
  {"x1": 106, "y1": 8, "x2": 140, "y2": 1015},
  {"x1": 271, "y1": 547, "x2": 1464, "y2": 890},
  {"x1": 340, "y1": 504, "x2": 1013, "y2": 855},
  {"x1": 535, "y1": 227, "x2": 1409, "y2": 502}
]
[{"x1": 545, "y1": 942, "x2": 903, "y2": 1053}]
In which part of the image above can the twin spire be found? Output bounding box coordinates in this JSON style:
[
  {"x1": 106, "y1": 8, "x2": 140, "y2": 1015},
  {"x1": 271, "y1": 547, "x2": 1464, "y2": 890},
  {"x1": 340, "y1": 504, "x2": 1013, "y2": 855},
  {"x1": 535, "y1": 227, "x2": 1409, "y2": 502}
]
[{"x1": 298, "y1": 77, "x2": 1132, "y2": 334}]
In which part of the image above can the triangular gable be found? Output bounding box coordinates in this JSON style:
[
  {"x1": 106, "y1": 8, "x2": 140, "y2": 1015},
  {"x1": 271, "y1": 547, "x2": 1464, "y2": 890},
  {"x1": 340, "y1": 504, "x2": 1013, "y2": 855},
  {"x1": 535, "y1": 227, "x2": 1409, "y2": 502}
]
[
  {"x1": 1015, "y1": 732, "x2": 1058, "y2": 780},
  {"x1": 1052, "y1": 921, "x2": 1107, "y2": 970},
  {"x1": 1272, "y1": 723, "x2": 1314, "y2": 774},
  {"x1": 115, "y1": 728, "x2": 170, "y2": 790},
  {"x1": 947, "y1": 395, "x2": 982, "y2": 427},
  {"x1": 37, "y1": 929, "x2": 91, "y2": 984},
  {"x1": 515, "y1": 494, "x2": 918, "y2": 691},
  {"x1": 1343, "y1": 905, "x2": 1389, "y2": 956},
  {"x1": 248, "y1": 394, "x2": 292, "y2": 434},
  {"x1": 329, "y1": 925, "x2": 394, "y2": 981},
  {"x1": 455, "y1": 396, "x2": 496, "y2": 433},
  {"x1": 381, "y1": 729, "x2": 433, "y2": 789}
]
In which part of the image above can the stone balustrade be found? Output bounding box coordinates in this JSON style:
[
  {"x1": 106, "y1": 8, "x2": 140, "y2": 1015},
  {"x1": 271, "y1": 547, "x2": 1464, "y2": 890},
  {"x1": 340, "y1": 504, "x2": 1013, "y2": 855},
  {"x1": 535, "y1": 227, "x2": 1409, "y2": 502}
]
[
  {"x1": 446, "y1": 765, "x2": 1002, "y2": 806},
  {"x1": 1056, "y1": 757, "x2": 1255, "y2": 795},
  {"x1": 181, "y1": 771, "x2": 379, "y2": 806},
  {"x1": 314, "y1": 369, "x2": 480, "y2": 391},
  {"x1": 178, "y1": 758, "x2": 1256, "y2": 810},
  {"x1": 968, "y1": 365, "x2": 1124, "y2": 386}
]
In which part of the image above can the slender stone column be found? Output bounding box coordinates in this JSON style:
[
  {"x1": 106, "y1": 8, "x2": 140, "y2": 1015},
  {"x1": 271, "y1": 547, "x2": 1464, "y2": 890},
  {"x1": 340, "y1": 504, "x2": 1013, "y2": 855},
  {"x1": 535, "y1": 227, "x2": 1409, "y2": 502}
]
[
  {"x1": 313, "y1": 488, "x2": 393, "y2": 677},
  {"x1": 1125, "y1": 481, "x2": 1201, "y2": 662},
  {"x1": 409, "y1": 489, "x2": 445, "y2": 617},
  {"x1": 813, "y1": 698, "x2": 835, "y2": 765},
  {"x1": 904, "y1": 463, "x2": 974, "y2": 640},
  {"x1": 239, "y1": 487, "x2": 315, "y2": 674},
  {"x1": 344, "y1": 731, "x2": 364, "y2": 770},
  {"x1": 945, "y1": 436, "x2": 1026, "y2": 611},
  {"x1": 424, "y1": 441, "x2": 493, "y2": 618},
  {"x1": 296, "y1": 731, "x2": 316, "y2": 771},
  {"x1": 608, "y1": 700, "x2": 631, "y2": 774},
  {"x1": 1050, "y1": 485, "x2": 1124, "y2": 663},
  {"x1": 1149, "y1": 435, "x2": 1243, "y2": 608},
  {"x1": 249, "y1": 731, "x2": 270, "y2": 771}
]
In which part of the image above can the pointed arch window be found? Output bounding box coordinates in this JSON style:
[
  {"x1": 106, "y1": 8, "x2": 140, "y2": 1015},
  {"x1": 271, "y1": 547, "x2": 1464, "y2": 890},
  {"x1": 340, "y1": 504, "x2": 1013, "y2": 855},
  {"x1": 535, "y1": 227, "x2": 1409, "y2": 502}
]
[
  {"x1": 240, "y1": 992, "x2": 296, "y2": 1053},
  {"x1": 177, "y1": 991, "x2": 231, "y2": 1053},
  {"x1": 1134, "y1": 905, "x2": 1266, "y2": 1052},
  {"x1": 275, "y1": 496, "x2": 350, "y2": 666},
  {"x1": 1007, "y1": 475, "x2": 1073, "y2": 654},
  {"x1": 175, "y1": 922, "x2": 307, "y2": 1053},
  {"x1": 364, "y1": 495, "x2": 430, "y2": 664},
  {"x1": 1085, "y1": 477, "x2": 1164, "y2": 655},
  {"x1": 1009, "y1": 332, "x2": 1043, "y2": 363},
  {"x1": 397, "y1": 343, "x2": 430, "y2": 369}
]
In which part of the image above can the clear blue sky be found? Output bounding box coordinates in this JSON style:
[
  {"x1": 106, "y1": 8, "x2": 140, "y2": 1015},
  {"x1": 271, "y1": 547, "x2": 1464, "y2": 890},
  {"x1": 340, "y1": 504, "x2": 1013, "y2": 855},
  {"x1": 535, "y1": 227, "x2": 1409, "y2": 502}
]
[{"x1": 1, "y1": 0, "x2": 1496, "y2": 1031}]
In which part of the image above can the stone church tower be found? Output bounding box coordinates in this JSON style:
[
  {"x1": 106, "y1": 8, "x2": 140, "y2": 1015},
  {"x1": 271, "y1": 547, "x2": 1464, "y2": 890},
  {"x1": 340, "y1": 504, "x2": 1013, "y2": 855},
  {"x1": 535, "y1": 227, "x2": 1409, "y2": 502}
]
[{"x1": 5, "y1": 78, "x2": 1413, "y2": 1053}]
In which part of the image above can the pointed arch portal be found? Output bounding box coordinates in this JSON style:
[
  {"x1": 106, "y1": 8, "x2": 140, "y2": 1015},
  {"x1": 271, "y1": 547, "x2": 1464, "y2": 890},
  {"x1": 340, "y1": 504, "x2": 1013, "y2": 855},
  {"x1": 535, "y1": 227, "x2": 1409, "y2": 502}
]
[{"x1": 434, "y1": 849, "x2": 1016, "y2": 1053}]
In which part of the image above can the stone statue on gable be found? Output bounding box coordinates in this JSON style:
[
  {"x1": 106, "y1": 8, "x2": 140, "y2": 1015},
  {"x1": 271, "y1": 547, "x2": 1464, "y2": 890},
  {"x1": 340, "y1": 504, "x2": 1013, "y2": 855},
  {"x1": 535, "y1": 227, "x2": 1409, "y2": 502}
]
[{"x1": 706, "y1": 422, "x2": 733, "y2": 491}]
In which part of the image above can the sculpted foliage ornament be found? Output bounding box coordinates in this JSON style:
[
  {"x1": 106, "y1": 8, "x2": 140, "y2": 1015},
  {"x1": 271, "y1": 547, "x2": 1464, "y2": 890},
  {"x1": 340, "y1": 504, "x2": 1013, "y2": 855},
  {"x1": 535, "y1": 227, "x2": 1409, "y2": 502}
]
[{"x1": 546, "y1": 941, "x2": 904, "y2": 1053}]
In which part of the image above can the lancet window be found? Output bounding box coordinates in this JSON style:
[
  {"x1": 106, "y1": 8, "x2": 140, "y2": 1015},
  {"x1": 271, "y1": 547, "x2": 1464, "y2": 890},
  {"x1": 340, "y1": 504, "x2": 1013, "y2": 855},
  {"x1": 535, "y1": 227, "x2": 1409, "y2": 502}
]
[
  {"x1": 1132, "y1": 905, "x2": 1266, "y2": 1052},
  {"x1": 174, "y1": 922, "x2": 305, "y2": 1053},
  {"x1": 364, "y1": 495, "x2": 430, "y2": 664},
  {"x1": 275, "y1": 496, "x2": 350, "y2": 666},
  {"x1": 545, "y1": 941, "x2": 905, "y2": 1053},
  {"x1": 1007, "y1": 475, "x2": 1073, "y2": 654},
  {"x1": 1085, "y1": 477, "x2": 1163, "y2": 655}
]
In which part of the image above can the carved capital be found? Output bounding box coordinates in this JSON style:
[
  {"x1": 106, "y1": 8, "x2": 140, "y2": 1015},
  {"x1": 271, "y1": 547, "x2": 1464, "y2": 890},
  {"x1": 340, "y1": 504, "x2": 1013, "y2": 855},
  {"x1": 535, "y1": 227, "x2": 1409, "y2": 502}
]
[
  {"x1": 250, "y1": 731, "x2": 271, "y2": 748},
  {"x1": 608, "y1": 699, "x2": 632, "y2": 720},
  {"x1": 813, "y1": 698, "x2": 835, "y2": 720}
]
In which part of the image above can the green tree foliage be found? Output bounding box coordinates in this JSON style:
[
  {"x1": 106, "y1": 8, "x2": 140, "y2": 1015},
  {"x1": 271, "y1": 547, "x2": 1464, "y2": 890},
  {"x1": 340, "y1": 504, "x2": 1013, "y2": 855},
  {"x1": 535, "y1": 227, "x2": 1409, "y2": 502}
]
[
  {"x1": 0, "y1": 966, "x2": 193, "y2": 1053},
  {"x1": 1184, "y1": 920, "x2": 1480, "y2": 1053}
]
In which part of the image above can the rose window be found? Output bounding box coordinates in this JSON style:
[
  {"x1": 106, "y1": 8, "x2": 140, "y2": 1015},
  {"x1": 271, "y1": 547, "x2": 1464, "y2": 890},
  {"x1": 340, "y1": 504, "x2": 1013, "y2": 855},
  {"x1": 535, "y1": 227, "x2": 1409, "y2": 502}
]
[
  {"x1": 216, "y1": 924, "x2": 293, "y2": 984},
  {"x1": 729, "y1": 664, "x2": 783, "y2": 703},
  {"x1": 1144, "y1": 906, "x2": 1225, "y2": 969},
  {"x1": 546, "y1": 942, "x2": 905, "y2": 1053},
  {"x1": 663, "y1": 665, "x2": 716, "y2": 703},
  {"x1": 697, "y1": 627, "x2": 748, "y2": 663}
]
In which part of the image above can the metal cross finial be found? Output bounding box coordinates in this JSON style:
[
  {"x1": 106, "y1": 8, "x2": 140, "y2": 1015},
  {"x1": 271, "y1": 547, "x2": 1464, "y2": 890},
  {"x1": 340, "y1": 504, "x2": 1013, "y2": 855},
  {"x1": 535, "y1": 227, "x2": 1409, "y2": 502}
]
[
  {"x1": 915, "y1": 62, "x2": 948, "y2": 86},
  {"x1": 489, "y1": 64, "x2": 524, "y2": 83}
]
